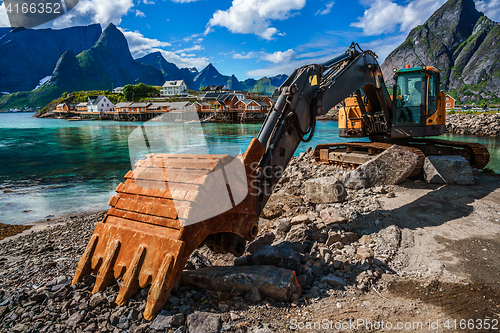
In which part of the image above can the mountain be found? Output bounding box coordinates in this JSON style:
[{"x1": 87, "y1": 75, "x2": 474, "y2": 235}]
[
  {"x1": 0, "y1": 24, "x2": 102, "y2": 93},
  {"x1": 136, "y1": 52, "x2": 196, "y2": 89},
  {"x1": 194, "y1": 63, "x2": 232, "y2": 89},
  {"x1": 46, "y1": 24, "x2": 165, "y2": 90},
  {"x1": 193, "y1": 63, "x2": 288, "y2": 92},
  {"x1": 0, "y1": 23, "x2": 288, "y2": 110},
  {"x1": 187, "y1": 67, "x2": 199, "y2": 78},
  {"x1": 68, "y1": 23, "x2": 164, "y2": 89},
  {"x1": 240, "y1": 75, "x2": 288, "y2": 94},
  {"x1": 381, "y1": 0, "x2": 500, "y2": 104},
  {"x1": 0, "y1": 24, "x2": 164, "y2": 109}
]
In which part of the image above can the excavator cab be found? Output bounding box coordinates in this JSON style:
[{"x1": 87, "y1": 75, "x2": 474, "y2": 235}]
[{"x1": 391, "y1": 66, "x2": 446, "y2": 138}]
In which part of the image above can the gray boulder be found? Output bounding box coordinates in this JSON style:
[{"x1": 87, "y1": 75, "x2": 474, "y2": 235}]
[
  {"x1": 423, "y1": 155, "x2": 474, "y2": 185},
  {"x1": 180, "y1": 265, "x2": 300, "y2": 302},
  {"x1": 341, "y1": 145, "x2": 419, "y2": 189},
  {"x1": 305, "y1": 177, "x2": 347, "y2": 204},
  {"x1": 185, "y1": 250, "x2": 212, "y2": 269},
  {"x1": 251, "y1": 243, "x2": 302, "y2": 273},
  {"x1": 186, "y1": 312, "x2": 221, "y2": 333},
  {"x1": 246, "y1": 232, "x2": 276, "y2": 254},
  {"x1": 320, "y1": 274, "x2": 346, "y2": 287}
]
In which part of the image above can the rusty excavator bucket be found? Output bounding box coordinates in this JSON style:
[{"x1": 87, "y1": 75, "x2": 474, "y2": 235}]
[{"x1": 72, "y1": 138, "x2": 265, "y2": 320}]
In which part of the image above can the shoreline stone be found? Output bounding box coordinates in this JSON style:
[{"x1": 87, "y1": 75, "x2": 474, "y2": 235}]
[{"x1": 446, "y1": 113, "x2": 500, "y2": 137}]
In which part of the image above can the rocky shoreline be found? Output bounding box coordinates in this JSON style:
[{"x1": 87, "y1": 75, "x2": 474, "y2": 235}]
[
  {"x1": 446, "y1": 112, "x2": 500, "y2": 137},
  {"x1": 0, "y1": 152, "x2": 499, "y2": 332}
]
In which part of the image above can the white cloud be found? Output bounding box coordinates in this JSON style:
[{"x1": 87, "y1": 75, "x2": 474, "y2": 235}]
[
  {"x1": 233, "y1": 51, "x2": 259, "y2": 59},
  {"x1": 477, "y1": 0, "x2": 500, "y2": 22},
  {"x1": 119, "y1": 28, "x2": 208, "y2": 69},
  {"x1": 120, "y1": 28, "x2": 171, "y2": 55},
  {"x1": 207, "y1": 0, "x2": 306, "y2": 40},
  {"x1": 37, "y1": 0, "x2": 135, "y2": 29},
  {"x1": 175, "y1": 44, "x2": 204, "y2": 53},
  {"x1": 246, "y1": 60, "x2": 305, "y2": 77},
  {"x1": 135, "y1": 10, "x2": 146, "y2": 18},
  {"x1": 156, "y1": 49, "x2": 209, "y2": 69},
  {"x1": 262, "y1": 49, "x2": 296, "y2": 63},
  {"x1": 351, "y1": 0, "x2": 445, "y2": 36},
  {"x1": 315, "y1": 2, "x2": 334, "y2": 16},
  {"x1": 246, "y1": 49, "x2": 336, "y2": 77},
  {"x1": 360, "y1": 34, "x2": 407, "y2": 62},
  {"x1": 183, "y1": 32, "x2": 207, "y2": 43},
  {"x1": 0, "y1": 2, "x2": 10, "y2": 27}
]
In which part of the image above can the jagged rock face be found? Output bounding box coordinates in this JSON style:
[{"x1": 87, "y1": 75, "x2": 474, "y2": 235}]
[
  {"x1": 23, "y1": 23, "x2": 165, "y2": 105},
  {"x1": 187, "y1": 67, "x2": 199, "y2": 78},
  {"x1": 194, "y1": 63, "x2": 231, "y2": 89},
  {"x1": 137, "y1": 52, "x2": 196, "y2": 89},
  {"x1": 269, "y1": 74, "x2": 288, "y2": 87},
  {"x1": 0, "y1": 24, "x2": 102, "y2": 93},
  {"x1": 75, "y1": 24, "x2": 164, "y2": 89},
  {"x1": 49, "y1": 50, "x2": 81, "y2": 89},
  {"x1": 381, "y1": 0, "x2": 500, "y2": 103}
]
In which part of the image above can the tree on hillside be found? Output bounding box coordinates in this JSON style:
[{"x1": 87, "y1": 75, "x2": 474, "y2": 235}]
[{"x1": 123, "y1": 83, "x2": 160, "y2": 101}]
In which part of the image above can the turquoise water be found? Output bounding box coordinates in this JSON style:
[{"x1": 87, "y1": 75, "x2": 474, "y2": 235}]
[{"x1": 0, "y1": 113, "x2": 499, "y2": 225}]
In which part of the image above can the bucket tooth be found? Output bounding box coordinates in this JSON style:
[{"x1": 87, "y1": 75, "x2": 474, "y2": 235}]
[
  {"x1": 72, "y1": 234, "x2": 99, "y2": 285},
  {"x1": 138, "y1": 273, "x2": 152, "y2": 288},
  {"x1": 115, "y1": 245, "x2": 146, "y2": 306},
  {"x1": 92, "y1": 240, "x2": 121, "y2": 293},
  {"x1": 144, "y1": 254, "x2": 176, "y2": 321}
]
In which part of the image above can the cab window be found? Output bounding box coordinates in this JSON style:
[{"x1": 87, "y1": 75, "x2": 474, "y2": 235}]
[
  {"x1": 428, "y1": 74, "x2": 438, "y2": 115},
  {"x1": 395, "y1": 73, "x2": 423, "y2": 124}
]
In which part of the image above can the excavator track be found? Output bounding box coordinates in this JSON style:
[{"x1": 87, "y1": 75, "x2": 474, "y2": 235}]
[
  {"x1": 314, "y1": 142, "x2": 426, "y2": 178},
  {"x1": 314, "y1": 139, "x2": 489, "y2": 178},
  {"x1": 72, "y1": 139, "x2": 265, "y2": 321},
  {"x1": 405, "y1": 138, "x2": 490, "y2": 170}
]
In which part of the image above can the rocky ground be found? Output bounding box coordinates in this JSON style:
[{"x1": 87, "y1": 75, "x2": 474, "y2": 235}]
[
  {"x1": 1, "y1": 152, "x2": 500, "y2": 332},
  {"x1": 446, "y1": 112, "x2": 500, "y2": 137}
]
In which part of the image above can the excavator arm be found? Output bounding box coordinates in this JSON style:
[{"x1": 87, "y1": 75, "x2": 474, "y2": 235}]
[
  {"x1": 73, "y1": 43, "x2": 392, "y2": 320},
  {"x1": 254, "y1": 43, "x2": 392, "y2": 212}
]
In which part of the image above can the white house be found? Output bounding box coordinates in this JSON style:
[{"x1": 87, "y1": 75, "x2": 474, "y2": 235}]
[
  {"x1": 113, "y1": 87, "x2": 124, "y2": 94},
  {"x1": 87, "y1": 96, "x2": 115, "y2": 114},
  {"x1": 161, "y1": 80, "x2": 188, "y2": 97}
]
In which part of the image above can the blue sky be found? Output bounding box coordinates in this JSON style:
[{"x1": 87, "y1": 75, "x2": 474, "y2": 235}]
[{"x1": 1, "y1": 0, "x2": 499, "y2": 80}]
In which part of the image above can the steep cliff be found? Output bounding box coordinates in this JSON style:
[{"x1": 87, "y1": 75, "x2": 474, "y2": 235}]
[
  {"x1": 381, "y1": 0, "x2": 500, "y2": 103},
  {"x1": 70, "y1": 24, "x2": 164, "y2": 90},
  {"x1": 0, "y1": 24, "x2": 102, "y2": 93}
]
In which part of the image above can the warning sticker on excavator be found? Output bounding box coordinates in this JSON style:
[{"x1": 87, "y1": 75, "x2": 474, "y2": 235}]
[{"x1": 309, "y1": 75, "x2": 318, "y2": 86}]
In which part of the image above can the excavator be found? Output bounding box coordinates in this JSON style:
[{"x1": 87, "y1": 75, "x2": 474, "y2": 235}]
[
  {"x1": 314, "y1": 48, "x2": 489, "y2": 174},
  {"x1": 72, "y1": 43, "x2": 489, "y2": 320}
]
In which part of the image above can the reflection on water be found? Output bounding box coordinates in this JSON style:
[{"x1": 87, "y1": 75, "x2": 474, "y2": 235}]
[{"x1": 0, "y1": 113, "x2": 499, "y2": 225}]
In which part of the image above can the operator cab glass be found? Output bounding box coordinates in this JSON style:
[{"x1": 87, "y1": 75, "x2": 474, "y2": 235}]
[
  {"x1": 427, "y1": 73, "x2": 439, "y2": 116},
  {"x1": 394, "y1": 72, "x2": 423, "y2": 124}
]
